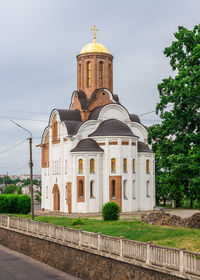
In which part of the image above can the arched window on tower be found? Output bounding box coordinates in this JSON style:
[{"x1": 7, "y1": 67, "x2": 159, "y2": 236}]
[
  {"x1": 87, "y1": 61, "x2": 91, "y2": 87},
  {"x1": 90, "y1": 159, "x2": 95, "y2": 173},
  {"x1": 78, "y1": 159, "x2": 83, "y2": 174},
  {"x1": 99, "y1": 61, "x2": 103, "y2": 87},
  {"x1": 78, "y1": 63, "x2": 81, "y2": 89},
  {"x1": 109, "y1": 63, "x2": 112, "y2": 89},
  {"x1": 78, "y1": 180, "x2": 84, "y2": 198},
  {"x1": 123, "y1": 158, "x2": 127, "y2": 173},
  {"x1": 111, "y1": 180, "x2": 116, "y2": 199},
  {"x1": 111, "y1": 158, "x2": 116, "y2": 173},
  {"x1": 146, "y1": 181, "x2": 150, "y2": 197}
]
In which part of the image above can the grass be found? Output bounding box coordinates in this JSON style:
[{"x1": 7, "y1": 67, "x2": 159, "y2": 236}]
[{"x1": 10, "y1": 214, "x2": 200, "y2": 253}]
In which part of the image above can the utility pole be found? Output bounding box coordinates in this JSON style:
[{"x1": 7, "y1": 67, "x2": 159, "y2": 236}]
[{"x1": 10, "y1": 120, "x2": 34, "y2": 220}]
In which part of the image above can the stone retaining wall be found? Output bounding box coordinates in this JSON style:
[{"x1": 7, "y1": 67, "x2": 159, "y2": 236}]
[{"x1": 0, "y1": 227, "x2": 187, "y2": 280}]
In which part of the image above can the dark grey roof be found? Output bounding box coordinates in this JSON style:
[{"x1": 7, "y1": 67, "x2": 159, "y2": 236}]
[
  {"x1": 71, "y1": 139, "x2": 104, "y2": 152},
  {"x1": 89, "y1": 119, "x2": 138, "y2": 137},
  {"x1": 88, "y1": 106, "x2": 104, "y2": 120},
  {"x1": 129, "y1": 114, "x2": 141, "y2": 123},
  {"x1": 57, "y1": 109, "x2": 82, "y2": 122},
  {"x1": 137, "y1": 141, "x2": 153, "y2": 153},
  {"x1": 63, "y1": 121, "x2": 82, "y2": 135}
]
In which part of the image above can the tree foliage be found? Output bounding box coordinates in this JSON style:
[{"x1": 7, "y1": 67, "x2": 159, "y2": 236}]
[{"x1": 148, "y1": 25, "x2": 200, "y2": 207}]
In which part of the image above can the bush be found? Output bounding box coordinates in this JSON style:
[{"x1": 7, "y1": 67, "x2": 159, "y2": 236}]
[
  {"x1": 72, "y1": 218, "x2": 85, "y2": 226},
  {"x1": 102, "y1": 202, "x2": 120, "y2": 221},
  {"x1": 0, "y1": 194, "x2": 31, "y2": 214}
]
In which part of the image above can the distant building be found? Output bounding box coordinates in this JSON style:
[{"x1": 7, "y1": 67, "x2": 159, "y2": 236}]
[{"x1": 21, "y1": 184, "x2": 41, "y2": 198}]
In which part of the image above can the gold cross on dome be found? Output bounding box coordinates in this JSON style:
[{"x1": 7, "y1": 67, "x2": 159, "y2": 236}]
[{"x1": 91, "y1": 25, "x2": 99, "y2": 42}]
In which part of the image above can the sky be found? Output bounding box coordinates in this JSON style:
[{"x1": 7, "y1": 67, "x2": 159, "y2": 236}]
[{"x1": 0, "y1": 0, "x2": 199, "y2": 175}]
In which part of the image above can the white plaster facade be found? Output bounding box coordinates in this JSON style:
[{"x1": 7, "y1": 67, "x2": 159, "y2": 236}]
[{"x1": 41, "y1": 103, "x2": 155, "y2": 213}]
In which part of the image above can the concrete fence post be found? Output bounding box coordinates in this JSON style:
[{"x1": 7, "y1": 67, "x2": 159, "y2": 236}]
[
  {"x1": 7, "y1": 215, "x2": 12, "y2": 228},
  {"x1": 37, "y1": 221, "x2": 39, "y2": 235},
  {"x1": 179, "y1": 248, "x2": 185, "y2": 273},
  {"x1": 146, "y1": 242, "x2": 152, "y2": 265},
  {"x1": 27, "y1": 219, "x2": 29, "y2": 232},
  {"x1": 120, "y1": 236, "x2": 124, "y2": 257},
  {"x1": 0, "y1": 214, "x2": 2, "y2": 226},
  {"x1": 63, "y1": 227, "x2": 65, "y2": 242},
  {"x1": 97, "y1": 232, "x2": 101, "y2": 252},
  {"x1": 79, "y1": 230, "x2": 82, "y2": 247},
  {"x1": 18, "y1": 217, "x2": 20, "y2": 230}
]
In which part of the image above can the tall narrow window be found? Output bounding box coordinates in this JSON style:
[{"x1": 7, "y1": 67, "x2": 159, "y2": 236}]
[
  {"x1": 65, "y1": 160, "x2": 67, "y2": 174},
  {"x1": 109, "y1": 63, "x2": 112, "y2": 89},
  {"x1": 111, "y1": 158, "x2": 116, "y2": 173},
  {"x1": 132, "y1": 159, "x2": 135, "y2": 173},
  {"x1": 46, "y1": 186, "x2": 48, "y2": 199},
  {"x1": 111, "y1": 180, "x2": 116, "y2": 198},
  {"x1": 133, "y1": 180, "x2": 136, "y2": 199},
  {"x1": 87, "y1": 61, "x2": 91, "y2": 87},
  {"x1": 79, "y1": 180, "x2": 83, "y2": 198},
  {"x1": 90, "y1": 159, "x2": 95, "y2": 173},
  {"x1": 123, "y1": 180, "x2": 128, "y2": 199},
  {"x1": 65, "y1": 185, "x2": 68, "y2": 200},
  {"x1": 146, "y1": 181, "x2": 150, "y2": 197},
  {"x1": 79, "y1": 63, "x2": 81, "y2": 89},
  {"x1": 78, "y1": 159, "x2": 83, "y2": 174},
  {"x1": 146, "y1": 159, "x2": 150, "y2": 174},
  {"x1": 90, "y1": 181, "x2": 94, "y2": 198},
  {"x1": 123, "y1": 158, "x2": 127, "y2": 173},
  {"x1": 99, "y1": 61, "x2": 103, "y2": 87},
  {"x1": 52, "y1": 115, "x2": 58, "y2": 143}
]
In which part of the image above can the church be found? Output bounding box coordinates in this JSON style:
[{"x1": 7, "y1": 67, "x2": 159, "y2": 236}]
[{"x1": 40, "y1": 26, "x2": 155, "y2": 213}]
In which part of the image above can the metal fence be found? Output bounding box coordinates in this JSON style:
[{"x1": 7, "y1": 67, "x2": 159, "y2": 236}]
[{"x1": 0, "y1": 214, "x2": 199, "y2": 277}]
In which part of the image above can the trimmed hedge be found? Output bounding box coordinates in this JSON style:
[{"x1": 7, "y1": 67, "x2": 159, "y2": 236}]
[
  {"x1": 0, "y1": 194, "x2": 31, "y2": 214},
  {"x1": 102, "y1": 202, "x2": 120, "y2": 221}
]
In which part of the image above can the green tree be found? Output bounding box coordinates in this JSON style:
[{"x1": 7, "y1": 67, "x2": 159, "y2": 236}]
[
  {"x1": 3, "y1": 184, "x2": 18, "y2": 194},
  {"x1": 148, "y1": 25, "x2": 200, "y2": 208}
]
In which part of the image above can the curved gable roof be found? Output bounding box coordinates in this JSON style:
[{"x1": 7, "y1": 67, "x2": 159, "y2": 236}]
[
  {"x1": 137, "y1": 141, "x2": 153, "y2": 153},
  {"x1": 71, "y1": 139, "x2": 104, "y2": 152},
  {"x1": 89, "y1": 119, "x2": 138, "y2": 137}
]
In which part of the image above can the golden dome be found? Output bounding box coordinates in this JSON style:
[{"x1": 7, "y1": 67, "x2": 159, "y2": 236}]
[{"x1": 80, "y1": 41, "x2": 109, "y2": 54}]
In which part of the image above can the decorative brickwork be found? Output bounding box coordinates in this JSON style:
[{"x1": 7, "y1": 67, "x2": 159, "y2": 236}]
[
  {"x1": 52, "y1": 184, "x2": 60, "y2": 211},
  {"x1": 76, "y1": 53, "x2": 113, "y2": 98},
  {"x1": 77, "y1": 176, "x2": 85, "y2": 202},
  {"x1": 66, "y1": 182, "x2": 72, "y2": 213},
  {"x1": 109, "y1": 176, "x2": 122, "y2": 210}
]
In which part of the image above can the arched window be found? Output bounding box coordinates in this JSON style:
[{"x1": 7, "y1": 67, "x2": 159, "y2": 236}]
[
  {"x1": 146, "y1": 181, "x2": 150, "y2": 197},
  {"x1": 90, "y1": 181, "x2": 94, "y2": 198},
  {"x1": 111, "y1": 180, "x2": 116, "y2": 198},
  {"x1": 109, "y1": 63, "x2": 112, "y2": 89},
  {"x1": 78, "y1": 159, "x2": 83, "y2": 174},
  {"x1": 87, "y1": 61, "x2": 91, "y2": 87},
  {"x1": 65, "y1": 185, "x2": 68, "y2": 200},
  {"x1": 52, "y1": 115, "x2": 58, "y2": 143},
  {"x1": 132, "y1": 159, "x2": 135, "y2": 173},
  {"x1": 78, "y1": 63, "x2": 81, "y2": 89},
  {"x1": 90, "y1": 159, "x2": 95, "y2": 173},
  {"x1": 79, "y1": 180, "x2": 84, "y2": 198},
  {"x1": 123, "y1": 158, "x2": 127, "y2": 173},
  {"x1": 133, "y1": 180, "x2": 136, "y2": 199},
  {"x1": 46, "y1": 186, "x2": 48, "y2": 199},
  {"x1": 123, "y1": 180, "x2": 128, "y2": 199},
  {"x1": 111, "y1": 158, "x2": 116, "y2": 173},
  {"x1": 146, "y1": 159, "x2": 150, "y2": 174},
  {"x1": 99, "y1": 61, "x2": 103, "y2": 87}
]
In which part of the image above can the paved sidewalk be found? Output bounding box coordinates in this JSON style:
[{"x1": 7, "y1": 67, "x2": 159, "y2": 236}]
[{"x1": 0, "y1": 245, "x2": 80, "y2": 280}]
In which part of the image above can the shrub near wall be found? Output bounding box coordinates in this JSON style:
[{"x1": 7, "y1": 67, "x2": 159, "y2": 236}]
[{"x1": 0, "y1": 194, "x2": 31, "y2": 214}]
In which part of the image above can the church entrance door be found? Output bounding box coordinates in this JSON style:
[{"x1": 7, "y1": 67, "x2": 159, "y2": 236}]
[{"x1": 52, "y1": 184, "x2": 60, "y2": 211}]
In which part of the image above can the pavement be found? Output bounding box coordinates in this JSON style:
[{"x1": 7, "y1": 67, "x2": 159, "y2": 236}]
[{"x1": 0, "y1": 245, "x2": 80, "y2": 280}]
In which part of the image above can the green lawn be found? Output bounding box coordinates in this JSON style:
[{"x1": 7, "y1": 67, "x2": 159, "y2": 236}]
[{"x1": 11, "y1": 214, "x2": 200, "y2": 253}]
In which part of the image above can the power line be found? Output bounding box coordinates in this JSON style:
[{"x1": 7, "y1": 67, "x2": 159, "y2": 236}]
[
  {"x1": 0, "y1": 116, "x2": 48, "y2": 122},
  {"x1": 0, "y1": 109, "x2": 49, "y2": 115},
  {"x1": 0, "y1": 139, "x2": 27, "y2": 154}
]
